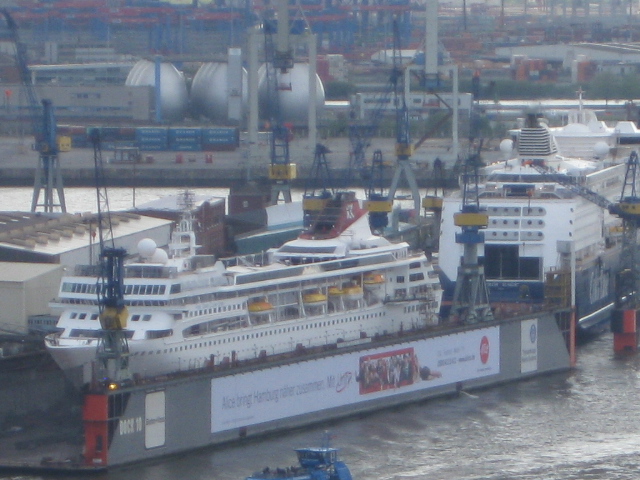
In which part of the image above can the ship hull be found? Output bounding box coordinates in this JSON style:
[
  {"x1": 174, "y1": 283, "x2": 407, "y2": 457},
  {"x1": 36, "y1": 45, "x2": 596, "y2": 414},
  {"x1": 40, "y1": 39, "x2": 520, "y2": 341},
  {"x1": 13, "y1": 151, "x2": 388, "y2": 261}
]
[
  {"x1": 439, "y1": 245, "x2": 619, "y2": 340},
  {"x1": 0, "y1": 310, "x2": 573, "y2": 471}
]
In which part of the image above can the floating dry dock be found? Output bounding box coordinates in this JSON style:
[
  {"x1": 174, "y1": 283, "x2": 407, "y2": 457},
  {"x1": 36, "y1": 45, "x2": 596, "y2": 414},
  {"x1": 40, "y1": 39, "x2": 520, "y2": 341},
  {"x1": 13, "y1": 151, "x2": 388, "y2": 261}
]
[{"x1": 0, "y1": 309, "x2": 574, "y2": 472}]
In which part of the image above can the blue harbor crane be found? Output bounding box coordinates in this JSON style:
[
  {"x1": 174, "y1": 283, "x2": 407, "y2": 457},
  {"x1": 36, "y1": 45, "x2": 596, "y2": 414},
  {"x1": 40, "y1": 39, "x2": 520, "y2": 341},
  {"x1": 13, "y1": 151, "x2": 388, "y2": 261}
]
[
  {"x1": 0, "y1": 9, "x2": 65, "y2": 213},
  {"x1": 385, "y1": 18, "x2": 421, "y2": 215},
  {"x1": 89, "y1": 129, "x2": 131, "y2": 389},
  {"x1": 450, "y1": 152, "x2": 494, "y2": 324},
  {"x1": 606, "y1": 151, "x2": 640, "y2": 353},
  {"x1": 302, "y1": 143, "x2": 334, "y2": 229},
  {"x1": 263, "y1": 0, "x2": 297, "y2": 205}
]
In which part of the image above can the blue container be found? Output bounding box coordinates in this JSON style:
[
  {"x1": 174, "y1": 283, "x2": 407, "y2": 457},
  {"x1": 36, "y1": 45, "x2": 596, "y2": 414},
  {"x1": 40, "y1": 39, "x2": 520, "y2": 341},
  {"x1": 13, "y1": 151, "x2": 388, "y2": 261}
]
[
  {"x1": 202, "y1": 127, "x2": 238, "y2": 142},
  {"x1": 171, "y1": 143, "x2": 202, "y2": 152},
  {"x1": 136, "y1": 127, "x2": 169, "y2": 142},
  {"x1": 137, "y1": 137, "x2": 168, "y2": 151},
  {"x1": 137, "y1": 143, "x2": 167, "y2": 151},
  {"x1": 168, "y1": 127, "x2": 202, "y2": 142}
]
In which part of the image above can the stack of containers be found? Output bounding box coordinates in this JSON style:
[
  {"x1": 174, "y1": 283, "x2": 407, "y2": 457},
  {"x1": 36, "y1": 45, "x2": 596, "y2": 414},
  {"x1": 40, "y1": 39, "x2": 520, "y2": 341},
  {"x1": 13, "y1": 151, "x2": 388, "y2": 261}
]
[
  {"x1": 99, "y1": 126, "x2": 136, "y2": 150},
  {"x1": 136, "y1": 127, "x2": 169, "y2": 151},
  {"x1": 201, "y1": 127, "x2": 239, "y2": 151},
  {"x1": 57, "y1": 125, "x2": 90, "y2": 148},
  {"x1": 168, "y1": 127, "x2": 202, "y2": 152}
]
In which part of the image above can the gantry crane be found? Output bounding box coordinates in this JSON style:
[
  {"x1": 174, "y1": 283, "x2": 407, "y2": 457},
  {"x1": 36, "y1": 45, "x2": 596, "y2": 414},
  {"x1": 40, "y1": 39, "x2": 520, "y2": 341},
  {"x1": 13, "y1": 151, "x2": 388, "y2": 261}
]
[
  {"x1": 263, "y1": 0, "x2": 296, "y2": 205},
  {"x1": 89, "y1": 129, "x2": 131, "y2": 388},
  {"x1": 449, "y1": 153, "x2": 494, "y2": 324},
  {"x1": 361, "y1": 17, "x2": 421, "y2": 231},
  {"x1": 302, "y1": 143, "x2": 334, "y2": 228},
  {"x1": 606, "y1": 151, "x2": 640, "y2": 353},
  {"x1": 0, "y1": 9, "x2": 65, "y2": 213}
]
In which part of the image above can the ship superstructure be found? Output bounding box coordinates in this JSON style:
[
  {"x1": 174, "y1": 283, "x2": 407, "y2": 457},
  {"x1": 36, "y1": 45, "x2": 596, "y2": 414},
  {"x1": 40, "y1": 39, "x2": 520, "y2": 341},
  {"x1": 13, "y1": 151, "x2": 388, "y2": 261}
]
[
  {"x1": 440, "y1": 114, "x2": 625, "y2": 335},
  {"x1": 45, "y1": 192, "x2": 442, "y2": 385}
]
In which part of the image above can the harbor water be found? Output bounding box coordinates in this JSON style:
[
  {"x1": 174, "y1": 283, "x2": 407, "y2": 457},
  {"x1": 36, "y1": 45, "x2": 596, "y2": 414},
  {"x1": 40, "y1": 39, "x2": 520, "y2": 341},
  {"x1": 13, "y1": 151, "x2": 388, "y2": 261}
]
[
  {"x1": 1, "y1": 189, "x2": 640, "y2": 479},
  {"x1": 0, "y1": 333, "x2": 638, "y2": 479}
]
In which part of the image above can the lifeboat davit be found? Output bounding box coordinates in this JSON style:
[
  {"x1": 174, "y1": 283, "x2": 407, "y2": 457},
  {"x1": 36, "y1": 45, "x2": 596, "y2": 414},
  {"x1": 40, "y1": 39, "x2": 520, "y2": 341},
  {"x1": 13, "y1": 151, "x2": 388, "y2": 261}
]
[{"x1": 248, "y1": 301, "x2": 274, "y2": 314}]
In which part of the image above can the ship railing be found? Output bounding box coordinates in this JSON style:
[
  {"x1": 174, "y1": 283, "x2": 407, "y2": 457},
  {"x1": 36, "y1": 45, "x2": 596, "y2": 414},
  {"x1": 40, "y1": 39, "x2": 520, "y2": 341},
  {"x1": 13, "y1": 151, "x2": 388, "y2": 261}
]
[
  {"x1": 222, "y1": 251, "x2": 271, "y2": 269},
  {"x1": 73, "y1": 264, "x2": 179, "y2": 279}
]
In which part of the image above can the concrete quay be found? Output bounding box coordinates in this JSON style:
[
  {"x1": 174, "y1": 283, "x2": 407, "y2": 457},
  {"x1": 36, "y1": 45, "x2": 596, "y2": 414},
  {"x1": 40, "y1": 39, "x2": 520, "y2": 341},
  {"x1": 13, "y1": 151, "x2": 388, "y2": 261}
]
[{"x1": 0, "y1": 136, "x2": 461, "y2": 188}]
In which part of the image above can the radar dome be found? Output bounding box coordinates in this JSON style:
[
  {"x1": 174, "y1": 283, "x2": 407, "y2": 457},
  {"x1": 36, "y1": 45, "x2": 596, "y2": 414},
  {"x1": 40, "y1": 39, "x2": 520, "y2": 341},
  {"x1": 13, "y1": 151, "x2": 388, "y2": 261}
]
[
  {"x1": 593, "y1": 141, "x2": 610, "y2": 158},
  {"x1": 137, "y1": 238, "x2": 157, "y2": 258},
  {"x1": 126, "y1": 59, "x2": 188, "y2": 122},
  {"x1": 258, "y1": 63, "x2": 325, "y2": 126},
  {"x1": 150, "y1": 248, "x2": 169, "y2": 265},
  {"x1": 190, "y1": 62, "x2": 248, "y2": 123},
  {"x1": 500, "y1": 139, "x2": 514, "y2": 155}
]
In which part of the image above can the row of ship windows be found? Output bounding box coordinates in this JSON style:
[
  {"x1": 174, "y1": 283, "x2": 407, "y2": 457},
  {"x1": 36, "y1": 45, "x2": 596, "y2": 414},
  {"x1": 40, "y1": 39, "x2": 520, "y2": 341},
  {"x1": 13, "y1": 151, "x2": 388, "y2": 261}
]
[
  {"x1": 69, "y1": 312, "x2": 154, "y2": 322},
  {"x1": 486, "y1": 206, "x2": 546, "y2": 216},
  {"x1": 393, "y1": 273, "x2": 426, "y2": 283},
  {"x1": 404, "y1": 305, "x2": 422, "y2": 313},
  {"x1": 489, "y1": 219, "x2": 545, "y2": 228},
  {"x1": 486, "y1": 231, "x2": 544, "y2": 240},
  {"x1": 62, "y1": 283, "x2": 175, "y2": 296},
  {"x1": 189, "y1": 303, "x2": 245, "y2": 318},
  {"x1": 183, "y1": 312, "x2": 385, "y2": 339}
]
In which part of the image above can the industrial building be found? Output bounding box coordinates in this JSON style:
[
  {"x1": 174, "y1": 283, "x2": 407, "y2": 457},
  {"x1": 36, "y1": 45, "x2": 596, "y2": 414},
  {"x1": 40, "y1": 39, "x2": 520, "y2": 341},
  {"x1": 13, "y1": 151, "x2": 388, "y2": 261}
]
[
  {"x1": 0, "y1": 212, "x2": 172, "y2": 266},
  {"x1": 0, "y1": 261, "x2": 62, "y2": 335},
  {"x1": 494, "y1": 43, "x2": 640, "y2": 82},
  {"x1": 134, "y1": 193, "x2": 226, "y2": 256},
  {"x1": 0, "y1": 211, "x2": 172, "y2": 332}
]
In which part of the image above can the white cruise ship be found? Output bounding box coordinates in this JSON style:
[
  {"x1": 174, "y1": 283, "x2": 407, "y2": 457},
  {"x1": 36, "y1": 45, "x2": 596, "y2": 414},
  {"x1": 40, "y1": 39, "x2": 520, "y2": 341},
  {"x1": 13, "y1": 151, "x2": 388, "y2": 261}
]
[
  {"x1": 45, "y1": 191, "x2": 442, "y2": 385},
  {"x1": 440, "y1": 113, "x2": 626, "y2": 337}
]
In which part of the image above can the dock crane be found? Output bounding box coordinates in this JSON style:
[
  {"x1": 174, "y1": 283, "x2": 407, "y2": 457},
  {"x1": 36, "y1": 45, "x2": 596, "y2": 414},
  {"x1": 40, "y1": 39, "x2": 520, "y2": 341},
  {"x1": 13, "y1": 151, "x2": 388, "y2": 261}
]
[
  {"x1": 606, "y1": 151, "x2": 640, "y2": 353},
  {"x1": 361, "y1": 17, "x2": 421, "y2": 228},
  {"x1": 302, "y1": 143, "x2": 334, "y2": 228},
  {"x1": 89, "y1": 129, "x2": 131, "y2": 388},
  {"x1": 0, "y1": 9, "x2": 65, "y2": 213},
  {"x1": 263, "y1": 0, "x2": 296, "y2": 205},
  {"x1": 449, "y1": 153, "x2": 493, "y2": 324}
]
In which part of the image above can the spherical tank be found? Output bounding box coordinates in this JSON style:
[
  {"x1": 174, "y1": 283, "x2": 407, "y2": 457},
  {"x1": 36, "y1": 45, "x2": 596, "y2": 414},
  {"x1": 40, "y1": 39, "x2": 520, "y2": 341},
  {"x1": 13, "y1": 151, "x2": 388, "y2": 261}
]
[
  {"x1": 190, "y1": 62, "x2": 248, "y2": 123},
  {"x1": 125, "y1": 59, "x2": 188, "y2": 122},
  {"x1": 258, "y1": 63, "x2": 325, "y2": 126}
]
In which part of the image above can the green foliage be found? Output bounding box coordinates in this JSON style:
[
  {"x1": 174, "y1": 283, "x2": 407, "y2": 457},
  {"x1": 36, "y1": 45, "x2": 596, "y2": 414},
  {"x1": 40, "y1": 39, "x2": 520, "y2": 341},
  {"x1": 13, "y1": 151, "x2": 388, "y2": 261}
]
[
  {"x1": 458, "y1": 79, "x2": 577, "y2": 100},
  {"x1": 458, "y1": 74, "x2": 640, "y2": 102},
  {"x1": 586, "y1": 73, "x2": 640, "y2": 100}
]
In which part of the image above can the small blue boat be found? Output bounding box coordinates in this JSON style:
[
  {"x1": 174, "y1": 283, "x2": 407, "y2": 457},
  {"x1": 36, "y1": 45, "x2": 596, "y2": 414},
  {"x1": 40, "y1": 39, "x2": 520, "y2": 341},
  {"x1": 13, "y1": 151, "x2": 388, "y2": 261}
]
[{"x1": 245, "y1": 434, "x2": 353, "y2": 480}]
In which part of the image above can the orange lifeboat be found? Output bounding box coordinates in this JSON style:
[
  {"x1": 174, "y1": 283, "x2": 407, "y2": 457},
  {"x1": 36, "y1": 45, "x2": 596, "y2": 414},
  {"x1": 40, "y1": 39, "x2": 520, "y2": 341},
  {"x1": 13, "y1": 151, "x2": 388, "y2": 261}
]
[
  {"x1": 364, "y1": 273, "x2": 384, "y2": 285},
  {"x1": 248, "y1": 300, "x2": 274, "y2": 315},
  {"x1": 303, "y1": 293, "x2": 327, "y2": 304},
  {"x1": 343, "y1": 286, "x2": 364, "y2": 301},
  {"x1": 328, "y1": 286, "x2": 344, "y2": 297}
]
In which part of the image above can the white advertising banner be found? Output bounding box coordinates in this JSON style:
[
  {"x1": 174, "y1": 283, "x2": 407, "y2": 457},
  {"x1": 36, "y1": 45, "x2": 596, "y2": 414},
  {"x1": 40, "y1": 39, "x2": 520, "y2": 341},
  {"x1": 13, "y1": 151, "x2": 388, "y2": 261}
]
[
  {"x1": 145, "y1": 391, "x2": 166, "y2": 449},
  {"x1": 520, "y1": 318, "x2": 539, "y2": 374},
  {"x1": 211, "y1": 327, "x2": 500, "y2": 433}
]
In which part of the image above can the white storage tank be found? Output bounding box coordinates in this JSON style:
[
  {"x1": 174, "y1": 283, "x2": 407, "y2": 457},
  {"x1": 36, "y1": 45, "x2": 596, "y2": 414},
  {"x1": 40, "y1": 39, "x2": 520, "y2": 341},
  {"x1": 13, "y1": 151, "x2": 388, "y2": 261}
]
[
  {"x1": 258, "y1": 62, "x2": 325, "y2": 126},
  {"x1": 126, "y1": 59, "x2": 188, "y2": 122},
  {"x1": 190, "y1": 62, "x2": 248, "y2": 123}
]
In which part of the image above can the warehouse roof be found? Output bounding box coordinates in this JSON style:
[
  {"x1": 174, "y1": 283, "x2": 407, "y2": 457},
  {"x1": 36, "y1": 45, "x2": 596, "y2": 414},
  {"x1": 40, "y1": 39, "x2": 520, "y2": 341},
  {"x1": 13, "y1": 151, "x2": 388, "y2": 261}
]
[{"x1": 0, "y1": 211, "x2": 172, "y2": 256}]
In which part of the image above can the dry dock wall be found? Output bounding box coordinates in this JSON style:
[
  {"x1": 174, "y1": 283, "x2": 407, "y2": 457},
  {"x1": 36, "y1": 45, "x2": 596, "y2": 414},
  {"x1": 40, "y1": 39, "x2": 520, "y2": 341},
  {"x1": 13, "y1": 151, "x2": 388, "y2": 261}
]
[{"x1": 103, "y1": 312, "x2": 571, "y2": 467}]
